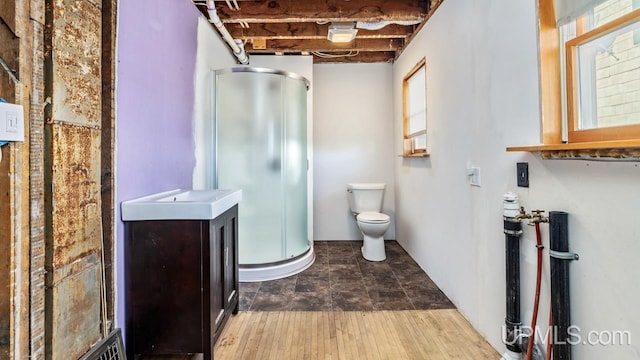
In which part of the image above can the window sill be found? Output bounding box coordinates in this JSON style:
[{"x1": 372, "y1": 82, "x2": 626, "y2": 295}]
[
  {"x1": 399, "y1": 152, "x2": 430, "y2": 158},
  {"x1": 507, "y1": 140, "x2": 640, "y2": 160}
]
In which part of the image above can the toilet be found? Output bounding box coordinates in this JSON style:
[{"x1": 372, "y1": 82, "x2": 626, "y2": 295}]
[{"x1": 347, "y1": 183, "x2": 391, "y2": 261}]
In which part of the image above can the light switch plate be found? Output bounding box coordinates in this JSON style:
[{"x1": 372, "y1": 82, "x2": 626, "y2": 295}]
[
  {"x1": 470, "y1": 167, "x2": 481, "y2": 187},
  {"x1": 0, "y1": 102, "x2": 25, "y2": 142},
  {"x1": 517, "y1": 162, "x2": 529, "y2": 187}
]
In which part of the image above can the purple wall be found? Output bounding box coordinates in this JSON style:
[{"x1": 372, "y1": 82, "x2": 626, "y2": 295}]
[{"x1": 115, "y1": 0, "x2": 200, "y2": 332}]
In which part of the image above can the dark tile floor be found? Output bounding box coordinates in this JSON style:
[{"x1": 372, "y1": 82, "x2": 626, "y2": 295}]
[{"x1": 239, "y1": 240, "x2": 455, "y2": 311}]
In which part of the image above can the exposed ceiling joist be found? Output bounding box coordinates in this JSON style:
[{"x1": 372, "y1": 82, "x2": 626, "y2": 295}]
[
  {"x1": 245, "y1": 38, "x2": 404, "y2": 53},
  {"x1": 193, "y1": 0, "x2": 442, "y2": 63},
  {"x1": 213, "y1": 0, "x2": 427, "y2": 23},
  {"x1": 225, "y1": 23, "x2": 414, "y2": 40}
]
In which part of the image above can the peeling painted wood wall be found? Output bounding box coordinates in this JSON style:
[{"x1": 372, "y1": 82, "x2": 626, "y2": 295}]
[
  {"x1": 30, "y1": 0, "x2": 48, "y2": 356},
  {"x1": 44, "y1": 0, "x2": 104, "y2": 359},
  {"x1": 0, "y1": 1, "x2": 36, "y2": 359},
  {"x1": 101, "y1": 0, "x2": 116, "y2": 327},
  {"x1": 0, "y1": 0, "x2": 116, "y2": 360},
  {"x1": 1, "y1": 0, "x2": 115, "y2": 358}
]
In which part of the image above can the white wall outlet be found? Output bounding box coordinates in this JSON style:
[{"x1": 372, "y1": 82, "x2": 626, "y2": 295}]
[{"x1": 0, "y1": 102, "x2": 25, "y2": 142}]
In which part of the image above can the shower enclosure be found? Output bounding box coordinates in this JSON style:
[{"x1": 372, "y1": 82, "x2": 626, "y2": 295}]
[{"x1": 213, "y1": 67, "x2": 314, "y2": 282}]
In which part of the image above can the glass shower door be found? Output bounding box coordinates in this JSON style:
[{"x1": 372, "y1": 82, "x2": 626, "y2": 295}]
[
  {"x1": 216, "y1": 72, "x2": 284, "y2": 264},
  {"x1": 215, "y1": 69, "x2": 309, "y2": 267},
  {"x1": 283, "y1": 77, "x2": 308, "y2": 259}
]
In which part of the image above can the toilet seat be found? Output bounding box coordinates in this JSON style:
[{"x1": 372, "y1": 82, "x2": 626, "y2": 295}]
[{"x1": 357, "y1": 211, "x2": 390, "y2": 223}]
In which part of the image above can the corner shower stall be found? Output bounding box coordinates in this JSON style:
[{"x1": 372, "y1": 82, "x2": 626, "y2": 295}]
[{"x1": 213, "y1": 67, "x2": 314, "y2": 282}]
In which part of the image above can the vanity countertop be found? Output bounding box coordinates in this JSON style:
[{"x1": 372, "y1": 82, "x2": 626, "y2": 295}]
[{"x1": 121, "y1": 188, "x2": 242, "y2": 221}]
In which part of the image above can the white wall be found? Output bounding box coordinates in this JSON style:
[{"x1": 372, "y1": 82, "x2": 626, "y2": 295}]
[
  {"x1": 193, "y1": 16, "x2": 237, "y2": 189},
  {"x1": 314, "y1": 63, "x2": 396, "y2": 241},
  {"x1": 393, "y1": 1, "x2": 640, "y2": 359}
]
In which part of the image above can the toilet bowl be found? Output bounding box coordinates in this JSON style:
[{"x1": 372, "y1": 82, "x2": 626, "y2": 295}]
[
  {"x1": 346, "y1": 183, "x2": 391, "y2": 262},
  {"x1": 357, "y1": 211, "x2": 391, "y2": 261}
]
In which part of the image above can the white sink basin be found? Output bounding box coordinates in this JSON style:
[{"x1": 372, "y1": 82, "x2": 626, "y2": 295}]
[{"x1": 121, "y1": 189, "x2": 242, "y2": 221}]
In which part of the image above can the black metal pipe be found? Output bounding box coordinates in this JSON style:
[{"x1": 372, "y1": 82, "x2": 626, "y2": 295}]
[
  {"x1": 504, "y1": 217, "x2": 523, "y2": 353},
  {"x1": 550, "y1": 211, "x2": 572, "y2": 360}
]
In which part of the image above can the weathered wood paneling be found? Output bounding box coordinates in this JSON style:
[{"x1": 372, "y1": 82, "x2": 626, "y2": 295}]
[
  {"x1": 49, "y1": 256, "x2": 102, "y2": 360},
  {"x1": 0, "y1": 25, "x2": 20, "y2": 78},
  {"x1": 30, "y1": 14, "x2": 48, "y2": 360},
  {"x1": 101, "y1": 0, "x2": 117, "y2": 325},
  {"x1": 3, "y1": 0, "x2": 113, "y2": 357},
  {"x1": 45, "y1": 0, "x2": 104, "y2": 358},
  {"x1": 0, "y1": 30, "x2": 17, "y2": 356},
  {"x1": 49, "y1": 125, "x2": 102, "y2": 266},
  {"x1": 45, "y1": 125, "x2": 103, "y2": 359},
  {"x1": 50, "y1": 0, "x2": 102, "y2": 128},
  {"x1": 1, "y1": 0, "x2": 108, "y2": 358},
  {"x1": 0, "y1": 1, "x2": 33, "y2": 359},
  {"x1": 0, "y1": 105, "x2": 12, "y2": 359},
  {"x1": 0, "y1": 1, "x2": 17, "y2": 35}
]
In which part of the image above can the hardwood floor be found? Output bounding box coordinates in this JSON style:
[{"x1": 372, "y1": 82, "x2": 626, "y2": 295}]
[
  {"x1": 139, "y1": 242, "x2": 499, "y2": 359},
  {"x1": 142, "y1": 309, "x2": 499, "y2": 359},
  {"x1": 214, "y1": 310, "x2": 498, "y2": 360}
]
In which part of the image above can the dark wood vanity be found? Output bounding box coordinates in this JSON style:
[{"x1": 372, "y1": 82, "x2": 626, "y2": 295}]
[{"x1": 124, "y1": 205, "x2": 238, "y2": 360}]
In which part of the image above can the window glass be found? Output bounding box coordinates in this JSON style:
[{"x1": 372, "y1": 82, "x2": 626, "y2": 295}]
[
  {"x1": 407, "y1": 66, "x2": 426, "y2": 135},
  {"x1": 560, "y1": 0, "x2": 640, "y2": 141},
  {"x1": 403, "y1": 58, "x2": 427, "y2": 154},
  {"x1": 575, "y1": 18, "x2": 640, "y2": 129}
]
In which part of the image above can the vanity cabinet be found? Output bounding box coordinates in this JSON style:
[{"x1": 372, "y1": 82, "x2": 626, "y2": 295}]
[{"x1": 124, "y1": 205, "x2": 238, "y2": 360}]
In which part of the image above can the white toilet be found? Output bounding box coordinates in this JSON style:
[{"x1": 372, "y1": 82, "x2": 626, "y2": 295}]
[{"x1": 347, "y1": 183, "x2": 391, "y2": 261}]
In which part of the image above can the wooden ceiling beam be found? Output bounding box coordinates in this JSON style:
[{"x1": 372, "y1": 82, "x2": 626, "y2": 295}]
[
  {"x1": 191, "y1": 0, "x2": 436, "y2": 64},
  {"x1": 214, "y1": 0, "x2": 428, "y2": 23},
  {"x1": 226, "y1": 23, "x2": 414, "y2": 39},
  {"x1": 245, "y1": 38, "x2": 403, "y2": 53}
]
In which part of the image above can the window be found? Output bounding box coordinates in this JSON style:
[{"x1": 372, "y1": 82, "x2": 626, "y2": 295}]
[
  {"x1": 530, "y1": 0, "x2": 640, "y2": 149},
  {"x1": 563, "y1": 0, "x2": 640, "y2": 142},
  {"x1": 402, "y1": 58, "x2": 428, "y2": 156}
]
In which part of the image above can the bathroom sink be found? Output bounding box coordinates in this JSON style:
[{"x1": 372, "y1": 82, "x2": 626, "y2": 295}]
[{"x1": 121, "y1": 189, "x2": 242, "y2": 221}]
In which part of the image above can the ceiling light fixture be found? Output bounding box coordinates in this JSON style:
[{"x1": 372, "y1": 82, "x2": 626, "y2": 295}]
[{"x1": 327, "y1": 22, "x2": 358, "y2": 43}]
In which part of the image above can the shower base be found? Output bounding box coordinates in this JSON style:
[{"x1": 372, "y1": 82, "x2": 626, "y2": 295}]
[{"x1": 239, "y1": 247, "x2": 315, "y2": 282}]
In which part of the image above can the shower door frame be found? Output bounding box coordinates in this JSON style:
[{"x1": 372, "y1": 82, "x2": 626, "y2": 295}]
[{"x1": 211, "y1": 67, "x2": 314, "y2": 273}]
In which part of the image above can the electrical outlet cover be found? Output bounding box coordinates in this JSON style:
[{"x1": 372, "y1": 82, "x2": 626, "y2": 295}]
[
  {"x1": 0, "y1": 102, "x2": 25, "y2": 142},
  {"x1": 517, "y1": 162, "x2": 529, "y2": 187}
]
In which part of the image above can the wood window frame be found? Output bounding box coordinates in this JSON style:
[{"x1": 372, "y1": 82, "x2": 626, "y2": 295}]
[
  {"x1": 566, "y1": 8, "x2": 640, "y2": 142},
  {"x1": 402, "y1": 57, "x2": 429, "y2": 157},
  {"x1": 507, "y1": 0, "x2": 640, "y2": 158}
]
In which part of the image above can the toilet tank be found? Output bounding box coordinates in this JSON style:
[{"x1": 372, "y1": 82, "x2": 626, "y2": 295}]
[{"x1": 347, "y1": 183, "x2": 386, "y2": 214}]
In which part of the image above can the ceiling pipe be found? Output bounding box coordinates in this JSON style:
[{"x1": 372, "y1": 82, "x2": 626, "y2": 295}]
[
  {"x1": 207, "y1": 1, "x2": 249, "y2": 64},
  {"x1": 355, "y1": 19, "x2": 423, "y2": 30}
]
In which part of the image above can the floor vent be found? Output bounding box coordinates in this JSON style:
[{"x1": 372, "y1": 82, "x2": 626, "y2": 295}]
[{"x1": 79, "y1": 329, "x2": 126, "y2": 360}]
